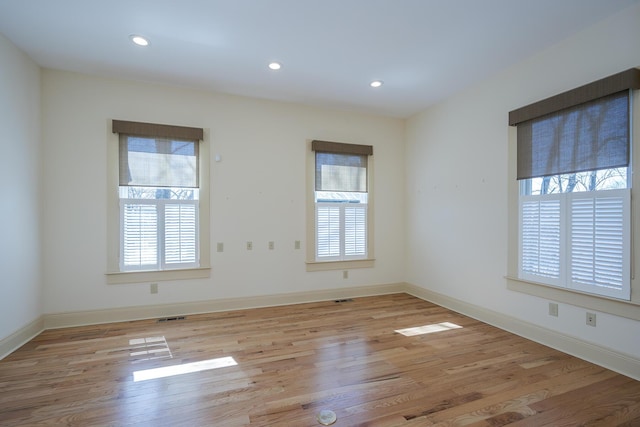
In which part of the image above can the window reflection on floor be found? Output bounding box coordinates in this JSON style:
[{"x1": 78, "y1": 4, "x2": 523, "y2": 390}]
[{"x1": 129, "y1": 336, "x2": 172, "y2": 363}]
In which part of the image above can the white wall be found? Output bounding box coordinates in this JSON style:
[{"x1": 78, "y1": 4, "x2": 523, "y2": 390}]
[
  {"x1": 405, "y1": 3, "x2": 640, "y2": 359},
  {"x1": 0, "y1": 33, "x2": 43, "y2": 339},
  {"x1": 41, "y1": 70, "x2": 405, "y2": 314}
]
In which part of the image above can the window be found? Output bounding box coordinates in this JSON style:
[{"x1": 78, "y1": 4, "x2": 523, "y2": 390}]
[
  {"x1": 510, "y1": 71, "x2": 639, "y2": 301},
  {"x1": 119, "y1": 136, "x2": 199, "y2": 271},
  {"x1": 108, "y1": 120, "x2": 210, "y2": 282},
  {"x1": 307, "y1": 140, "x2": 374, "y2": 270}
]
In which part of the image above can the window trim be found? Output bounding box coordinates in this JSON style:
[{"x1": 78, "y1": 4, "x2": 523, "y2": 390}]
[
  {"x1": 506, "y1": 90, "x2": 640, "y2": 320},
  {"x1": 305, "y1": 140, "x2": 375, "y2": 271},
  {"x1": 106, "y1": 121, "x2": 210, "y2": 284}
]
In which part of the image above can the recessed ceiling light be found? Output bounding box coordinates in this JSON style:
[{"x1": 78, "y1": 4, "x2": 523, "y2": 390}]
[
  {"x1": 130, "y1": 35, "x2": 150, "y2": 47},
  {"x1": 370, "y1": 80, "x2": 383, "y2": 88},
  {"x1": 268, "y1": 62, "x2": 282, "y2": 70}
]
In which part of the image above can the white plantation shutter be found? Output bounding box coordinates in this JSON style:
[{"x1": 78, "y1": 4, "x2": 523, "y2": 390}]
[
  {"x1": 122, "y1": 203, "x2": 158, "y2": 270},
  {"x1": 164, "y1": 202, "x2": 198, "y2": 266},
  {"x1": 316, "y1": 204, "x2": 341, "y2": 259},
  {"x1": 569, "y1": 190, "x2": 630, "y2": 299},
  {"x1": 519, "y1": 196, "x2": 561, "y2": 285},
  {"x1": 344, "y1": 205, "x2": 367, "y2": 257},
  {"x1": 519, "y1": 189, "x2": 630, "y2": 300}
]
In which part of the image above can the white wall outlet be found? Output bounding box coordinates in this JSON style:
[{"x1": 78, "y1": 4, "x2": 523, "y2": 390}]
[
  {"x1": 343, "y1": 270, "x2": 348, "y2": 279},
  {"x1": 294, "y1": 240, "x2": 301, "y2": 250},
  {"x1": 216, "y1": 242, "x2": 224, "y2": 252},
  {"x1": 269, "y1": 241, "x2": 275, "y2": 250},
  {"x1": 150, "y1": 283, "x2": 158, "y2": 294},
  {"x1": 548, "y1": 302, "x2": 558, "y2": 317},
  {"x1": 586, "y1": 312, "x2": 597, "y2": 327},
  {"x1": 246, "y1": 241, "x2": 253, "y2": 250}
]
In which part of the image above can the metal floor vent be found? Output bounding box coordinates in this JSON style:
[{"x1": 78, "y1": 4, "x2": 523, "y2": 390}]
[
  {"x1": 157, "y1": 316, "x2": 186, "y2": 323},
  {"x1": 334, "y1": 298, "x2": 354, "y2": 303}
]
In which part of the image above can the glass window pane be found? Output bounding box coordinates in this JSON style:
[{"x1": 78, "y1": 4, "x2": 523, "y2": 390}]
[{"x1": 525, "y1": 167, "x2": 627, "y2": 195}]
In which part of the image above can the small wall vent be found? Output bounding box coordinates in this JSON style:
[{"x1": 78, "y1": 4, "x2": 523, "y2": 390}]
[{"x1": 157, "y1": 316, "x2": 186, "y2": 323}]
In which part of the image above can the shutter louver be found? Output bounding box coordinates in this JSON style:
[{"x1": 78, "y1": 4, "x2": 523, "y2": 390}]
[
  {"x1": 316, "y1": 205, "x2": 340, "y2": 258},
  {"x1": 165, "y1": 203, "x2": 198, "y2": 265},
  {"x1": 122, "y1": 203, "x2": 158, "y2": 269},
  {"x1": 570, "y1": 190, "x2": 629, "y2": 298},
  {"x1": 520, "y1": 197, "x2": 561, "y2": 283},
  {"x1": 344, "y1": 205, "x2": 367, "y2": 257}
]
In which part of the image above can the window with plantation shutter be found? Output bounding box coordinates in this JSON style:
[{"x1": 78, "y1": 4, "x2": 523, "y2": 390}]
[
  {"x1": 509, "y1": 70, "x2": 638, "y2": 301},
  {"x1": 312, "y1": 140, "x2": 372, "y2": 262},
  {"x1": 113, "y1": 120, "x2": 203, "y2": 272}
]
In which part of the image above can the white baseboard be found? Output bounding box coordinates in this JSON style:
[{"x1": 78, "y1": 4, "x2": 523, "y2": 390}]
[
  {"x1": 43, "y1": 283, "x2": 405, "y2": 329},
  {"x1": 404, "y1": 282, "x2": 640, "y2": 381},
  {"x1": 0, "y1": 316, "x2": 44, "y2": 360}
]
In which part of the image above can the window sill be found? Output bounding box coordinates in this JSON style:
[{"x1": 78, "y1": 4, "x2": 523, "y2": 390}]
[
  {"x1": 505, "y1": 275, "x2": 640, "y2": 321},
  {"x1": 306, "y1": 258, "x2": 375, "y2": 272},
  {"x1": 106, "y1": 267, "x2": 211, "y2": 284}
]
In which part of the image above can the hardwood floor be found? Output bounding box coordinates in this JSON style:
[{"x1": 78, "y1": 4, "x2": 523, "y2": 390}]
[{"x1": 1, "y1": 294, "x2": 638, "y2": 426}]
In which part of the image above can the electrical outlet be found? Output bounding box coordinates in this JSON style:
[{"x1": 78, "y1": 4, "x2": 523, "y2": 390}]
[
  {"x1": 586, "y1": 312, "x2": 597, "y2": 327},
  {"x1": 548, "y1": 302, "x2": 558, "y2": 317},
  {"x1": 269, "y1": 241, "x2": 275, "y2": 250},
  {"x1": 246, "y1": 241, "x2": 253, "y2": 250},
  {"x1": 150, "y1": 283, "x2": 158, "y2": 294},
  {"x1": 343, "y1": 270, "x2": 348, "y2": 279},
  {"x1": 216, "y1": 242, "x2": 224, "y2": 252},
  {"x1": 294, "y1": 240, "x2": 301, "y2": 250}
]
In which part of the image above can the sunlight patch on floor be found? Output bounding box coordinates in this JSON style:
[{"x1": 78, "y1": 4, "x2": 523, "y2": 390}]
[
  {"x1": 395, "y1": 322, "x2": 462, "y2": 337},
  {"x1": 133, "y1": 356, "x2": 238, "y2": 382}
]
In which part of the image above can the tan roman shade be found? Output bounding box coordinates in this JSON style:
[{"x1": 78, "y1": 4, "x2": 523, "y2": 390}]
[
  {"x1": 509, "y1": 68, "x2": 640, "y2": 126},
  {"x1": 312, "y1": 140, "x2": 372, "y2": 192},
  {"x1": 112, "y1": 120, "x2": 203, "y2": 141},
  {"x1": 509, "y1": 69, "x2": 639, "y2": 180},
  {"x1": 113, "y1": 120, "x2": 203, "y2": 188},
  {"x1": 311, "y1": 140, "x2": 373, "y2": 156}
]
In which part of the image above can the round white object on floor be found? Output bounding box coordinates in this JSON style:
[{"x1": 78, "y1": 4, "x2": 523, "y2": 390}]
[{"x1": 317, "y1": 409, "x2": 337, "y2": 425}]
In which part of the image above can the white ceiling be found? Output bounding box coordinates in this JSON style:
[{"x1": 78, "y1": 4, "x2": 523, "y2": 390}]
[{"x1": 0, "y1": 0, "x2": 636, "y2": 118}]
